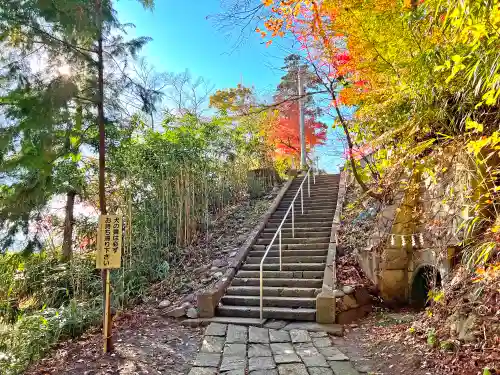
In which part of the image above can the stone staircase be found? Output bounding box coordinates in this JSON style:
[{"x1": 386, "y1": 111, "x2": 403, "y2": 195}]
[{"x1": 217, "y1": 174, "x2": 340, "y2": 321}]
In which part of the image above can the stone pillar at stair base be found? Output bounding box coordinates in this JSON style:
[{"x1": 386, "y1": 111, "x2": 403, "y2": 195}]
[
  {"x1": 197, "y1": 268, "x2": 236, "y2": 318},
  {"x1": 316, "y1": 292, "x2": 336, "y2": 324},
  {"x1": 197, "y1": 292, "x2": 215, "y2": 318}
]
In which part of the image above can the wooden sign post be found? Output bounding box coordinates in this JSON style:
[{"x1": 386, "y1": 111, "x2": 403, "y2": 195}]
[{"x1": 96, "y1": 214, "x2": 123, "y2": 353}]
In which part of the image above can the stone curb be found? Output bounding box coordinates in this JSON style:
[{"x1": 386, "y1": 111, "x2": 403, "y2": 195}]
[
  {"x1": 317, "y1": 171, "x2": 348, "y2": 324},
  {"x1": 197, "y1": 176, "x2": 297, "y2": 318}
]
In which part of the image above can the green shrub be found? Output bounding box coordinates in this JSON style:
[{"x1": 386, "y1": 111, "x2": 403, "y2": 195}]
[{"x1": 0, "y1": 299, "x2": 101, "y2": 375}]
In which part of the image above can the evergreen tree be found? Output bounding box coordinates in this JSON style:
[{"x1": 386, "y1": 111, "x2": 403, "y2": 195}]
[{"x1": 0, "y1": 0, "x2": 154, "y2": 257}]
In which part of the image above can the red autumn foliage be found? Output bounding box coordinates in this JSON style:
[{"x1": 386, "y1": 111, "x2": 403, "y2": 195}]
[{"x1": 269, "y1": 101, "x2": 327, "y2": 157}]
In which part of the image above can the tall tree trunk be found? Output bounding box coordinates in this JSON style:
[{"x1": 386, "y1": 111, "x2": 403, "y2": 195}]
[
  {"x1": 62, "y1": 190, "x2": 76, "y2": 261},
  {"x1": 97, "y1": 26, "x2": 106, "y2": 217}
]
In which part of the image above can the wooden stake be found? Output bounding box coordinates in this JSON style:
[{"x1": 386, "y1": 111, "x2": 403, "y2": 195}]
[{"x1": 103, "y1": 269, "x2": 112, "y2": 353}]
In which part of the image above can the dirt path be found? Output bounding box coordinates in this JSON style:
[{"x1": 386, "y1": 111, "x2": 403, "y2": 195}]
[
  {"x1": 27, "y1": 306, "x2": 203, "y2": 375},
  {"x1": 332, "y1": 311, "x2": 434, "y2": 375}
]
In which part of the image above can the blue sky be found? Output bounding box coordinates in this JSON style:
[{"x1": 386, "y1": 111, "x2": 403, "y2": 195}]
[{"x1": 115, "y1": 0, "x2": 345, "y2": 171}]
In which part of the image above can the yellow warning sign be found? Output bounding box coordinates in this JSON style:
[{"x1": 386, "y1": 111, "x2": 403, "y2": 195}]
[{"x1": 96, "y1": 215, "x2": 122, "y2": 269}]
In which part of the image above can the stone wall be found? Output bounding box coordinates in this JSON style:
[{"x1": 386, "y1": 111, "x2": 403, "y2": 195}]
[{"x1": 355, "y1": 151, "x2": 472, "y2": 304}]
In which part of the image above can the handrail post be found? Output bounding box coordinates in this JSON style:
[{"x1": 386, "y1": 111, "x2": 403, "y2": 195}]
[
  {"x1": 260, "y1": 261, "x2": 264, "y2": 321},
  {"x1": 292, "y1": 204, "x2": 295, "y2": 238},
  {"x1": 313, "y1": 162, "x2": 316, "y2": 184},
  {"x1": 307, "y1": 172, "x2": 311, "y2": 198},
  {"x1": 279, "y1": 229, "x2": 282, "y2": 271},
  {"x1": 300, "y1": 186, "x2": 304, "y2": 215}
]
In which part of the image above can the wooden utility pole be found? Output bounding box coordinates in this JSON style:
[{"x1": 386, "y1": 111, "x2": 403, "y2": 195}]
[
  {"x1": 298, "y1": 68, "x2": 306, "y2": 169},
  {"x1": 95, "y1": 0, "x2": 113, "y2": 353}
]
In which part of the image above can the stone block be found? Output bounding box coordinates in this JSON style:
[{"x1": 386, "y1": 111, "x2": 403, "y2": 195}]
[
  {"x1": 205, "y1": 322, "x2": 227, "y2": 337},
  {"x1": 308, "y1": 368, "x2": 333, "y2": 375},
  {"x1": 329, "y1": 360, "x2": 360, "y2": 375},
  {"x1": 265, "y1": 320, "x2": 288, "y2": 330},
  {"x1": 309, "y1": 331, "x2": 327, "y2": 338},
  {"x1": 295, "y1": 344, "x2": 329, "y2": 367},
  {"x1": 379, "y1": 269, "x2": 408, "y2": 302},
  {"x1": 315, "y1": 292, "x2": 336, "y2": 324},
  {"x1": 320, "y1": 347, "x2": 348, "y2": 361},
  {"x1": 200, "y1": 336, "x2": 225, "y2": 353},
  {"x1": 188, "y1": 367, "x2": 218, "y2": 375},
  {"x1": 274, "y1": 354, "x2": 301, "y2": 364},
  {"x1": 249, "y1": 357, "x2": 276, "y2": 372},
  {"x1": 337, "y1": 295, "x2": 358, "y2": 311},
  {"x1": 220, "y1": 356, "x2": 246, "y2": 372},
  {"x1": 197, "y1": 268, "x2": 235, "y2": 319},
  {"x1": 249, "y1": 326, "x2": 270, "y2": 343},
  {"x1": 224, "y1": 343, "x2": 246, "y2": 357},
  {"x1": 226, "y1": 324, "x2": 248, "y2": 344},
  {"x1": 165, "y1": 305, "x2": 187, "y2": 318},
  {"x1": 197, "y1": 293, "x2": 215, "y2": 318},
  {"x1": 277, "y1": 363, "x2": 309, "y2": 375},
  {"x1": 312, "y1": 337, "x2": 331, "y2": 348},
  {"x1": 381, "y1": 248, "x2": 408, "y2": 269},
  {"x1": 270, "y1": 342, "x2": 294, "y2": 356},
  {"x1": 223, "y1": 370, "x2": 246, "y2": 375},
  {"x1": 249, "y1": 344, "x2": 272, "y2": 358},
  {"x1": 301, "y1": 354, "x2": 328, "y2": 367},
  {"x1": 193, "y1": 352, "x2": 221, "y2": 367},
  {"x1": 250, "y1": 370, "x2": 278, "y2": 375},
  {"x1": 269, "y1": 329, "x2": 291, "y2": 343},
  {"x1": 282, "y1": 322, "x2": 343, "y2": 336},
  {"x1": 290, "y1": 329, "x2": 311, "y2": 343}
]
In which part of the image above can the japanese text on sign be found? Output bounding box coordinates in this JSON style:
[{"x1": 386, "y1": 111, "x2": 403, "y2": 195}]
[{"x1": 96, "y1": 215, "x2": 122, "y2": 269}]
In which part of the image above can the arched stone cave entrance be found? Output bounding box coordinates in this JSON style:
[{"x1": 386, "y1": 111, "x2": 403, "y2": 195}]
[{"x1": 410, "y1": 265, "x2": 442, "y2": 309}]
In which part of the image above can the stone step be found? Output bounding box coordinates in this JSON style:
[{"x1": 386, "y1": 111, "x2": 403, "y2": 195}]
[
  {"x1": 266, "y1": 221, "x2": 332, "y2": 228},
  {"x1": 288, "y1": 181, "x2": 338, "y2": 187},
  {"x1": 268, "y1": 216, "x2": 333, "y2": 223},
  {"x1": 259, "y1": 231, "x2": 331, "y2": 239},
  {"x1": 274, "y1": 206, "x2": 336, "y2": 213},
  {"x1": 221, "y1": 295, "x2": 316, "y2": 308},
  {"x1": 181, "y1": 316, "x2": 265, "y2": 327},
  {"x1": 226, "y1": 286, "x2": 320, "y2": 297},
  {"x1": 217, "y1": 305, "x2": 316, "y2": 321},
  {"x1": 246, "y1": 255, "x2": 327, "y2": 264},
  {"x1": 282, "y1": 194, "x2": 337, "y2": 200},
  {"x1": 241, "y1": 262, "x2": 325, "y2": 271},
  {"x1": 285, "y1": 185, "x2": 338, "y2": 189},
  {"x1": 282, "y1": 189, "x2": 337, "y2": 195},
  {"x1": 271, "y1": 211, "x2": 334, "y2": 219},
  {"x1": 255, "y1": 237, "x2": 330, "y2": 245},
  {"x1": 274, "y1": 208, "x2": 334, "y2": 214},
  {"x1": 283, "y1": 187, "x2": 338, "y2": 193},
  {"x1": 279, "y1": 200, "x2": 337, "y2": 206},
  {"x1": 248, "y1": 249, "x2": 328, "y2": 257},
  {"x1": 252, "y1": 243, "x2": 329, "y2": 251},
  {"x1": 262, "y1": 227, "x2": 332, "y2": 233},
  {"x1": 231, "y1": 277, "x2": 323, "y2": 288},
  {"x1": 236, "y1": 270, "x2": 324, "y2": 279},
  {"x1": 277, "y1": 200, "x2": 337, "y2": 206}
]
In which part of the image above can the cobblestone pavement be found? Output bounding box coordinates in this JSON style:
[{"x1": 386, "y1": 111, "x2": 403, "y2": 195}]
[{"x1": 188, "y1": 323, "x2": 365, "y2": 375}]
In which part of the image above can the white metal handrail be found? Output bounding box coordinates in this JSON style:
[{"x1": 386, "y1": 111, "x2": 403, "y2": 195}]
[{"x1": 259, "y1": 166, "x2": 316, "y2": 320}]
